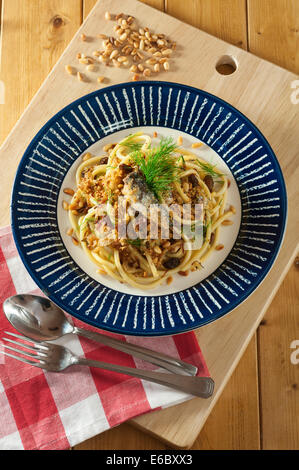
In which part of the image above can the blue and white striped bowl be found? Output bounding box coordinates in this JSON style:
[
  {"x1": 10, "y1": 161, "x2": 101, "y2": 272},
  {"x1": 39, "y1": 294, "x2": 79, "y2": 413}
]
[{"x1": 11, "y1": 82, "x2": 287, "y2": 336}]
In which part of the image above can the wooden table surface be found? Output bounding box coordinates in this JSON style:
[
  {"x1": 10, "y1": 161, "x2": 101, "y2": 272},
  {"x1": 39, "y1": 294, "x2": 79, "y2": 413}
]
[{"x1": 0, "y1": 0, "x2": 298, "y2": 450}]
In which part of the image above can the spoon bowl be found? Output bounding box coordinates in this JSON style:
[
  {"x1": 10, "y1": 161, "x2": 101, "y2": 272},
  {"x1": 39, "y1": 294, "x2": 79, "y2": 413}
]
[{"x1": 3, "y1": 294, "x2": 74, "y2": 341}]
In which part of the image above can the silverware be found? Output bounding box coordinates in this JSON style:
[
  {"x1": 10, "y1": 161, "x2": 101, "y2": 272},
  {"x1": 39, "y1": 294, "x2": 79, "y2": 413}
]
[
  {"x1": 3, "y1": 294, "x2": 198, "y2": 376},
  {"x1": 1, "y1": 332, "x2": 214, "y2": 398}
]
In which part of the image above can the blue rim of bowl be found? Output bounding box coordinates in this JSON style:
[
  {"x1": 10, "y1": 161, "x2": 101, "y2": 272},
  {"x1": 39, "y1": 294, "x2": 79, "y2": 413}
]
[{"x1": 10, "y1": 81, "x2": 287, "y2": 336}]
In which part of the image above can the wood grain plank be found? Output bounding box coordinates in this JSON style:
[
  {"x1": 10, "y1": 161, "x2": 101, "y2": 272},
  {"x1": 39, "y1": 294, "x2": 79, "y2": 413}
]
[
  {"x1": 194, "y1": 336, "x2": 260, "y2": 450},
  {"x1": 257, "y1": 260, "x2": 299, "y2": 449},
  {"x1": 248, "y1": 0, "x2": 299, "y2": 451},
  {"x1": 248, "y1": 0, "x2": 299, "y2": 74},
  {"x1": 165, "y1": 0, "x2": 248, "y2": 49},
  {"x1": 84, "y1": 0, "x2": 164, "y2": 18},
  {"x1": 0, "y1": 0, "x2": 82, "y2": 145}
]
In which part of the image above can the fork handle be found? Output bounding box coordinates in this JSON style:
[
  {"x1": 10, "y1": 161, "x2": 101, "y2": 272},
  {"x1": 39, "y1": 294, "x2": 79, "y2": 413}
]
[
  {"x1": 74, "y1": 326, "x2": 197, "y2": 376},
  {"x1": 75, "y1": 357, "x2": 214, "y2": 398}
]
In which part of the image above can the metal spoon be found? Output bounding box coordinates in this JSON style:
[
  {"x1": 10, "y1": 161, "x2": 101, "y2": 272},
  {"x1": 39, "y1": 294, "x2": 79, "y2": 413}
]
[{"x1": 3, "y1": 294, "x2": 198, "y2": 376}]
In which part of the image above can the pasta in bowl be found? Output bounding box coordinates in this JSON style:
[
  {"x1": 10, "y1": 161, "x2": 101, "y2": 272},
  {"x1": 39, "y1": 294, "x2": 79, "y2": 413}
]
[
  {"x1": 66, "y1": 132, "x2": 235, "y2": 290},
  {"x1": 11, "y1": 82, "x2": 287, "y2": 336}
]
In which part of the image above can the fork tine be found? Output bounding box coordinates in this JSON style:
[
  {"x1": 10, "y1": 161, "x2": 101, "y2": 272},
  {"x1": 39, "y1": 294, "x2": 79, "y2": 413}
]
[
  {"x1": 3, "y1": 336, "x2": 48, "y2": 353},
  {"x1": 0, "y1": 350, "x2": 45, "y2": 369},
  {"x1": 4, "y1": 331, "x2": 49, "y2": 349},
  {"x1": 3, "y1": 344, "x2": 46, "y2": 360}
]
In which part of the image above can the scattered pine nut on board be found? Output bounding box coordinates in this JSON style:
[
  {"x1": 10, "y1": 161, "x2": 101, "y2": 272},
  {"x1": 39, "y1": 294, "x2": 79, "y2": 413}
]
[
  {"x1": 65, "y1": 9, "x2": 177, "y2": 84},
  {"x1": 0, "y1": 0, "x2": 298, "y2": 449}
]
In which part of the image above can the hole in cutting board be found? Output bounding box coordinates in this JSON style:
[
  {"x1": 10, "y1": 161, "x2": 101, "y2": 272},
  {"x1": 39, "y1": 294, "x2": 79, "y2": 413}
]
[{"x1": 216, "y1": 55, "x2": 238, "y2": 75}]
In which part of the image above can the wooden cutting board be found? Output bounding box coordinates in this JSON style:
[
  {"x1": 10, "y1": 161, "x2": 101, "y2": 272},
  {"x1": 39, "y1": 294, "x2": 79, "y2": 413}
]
[{"x1": 0, "y1": 0, "x2": 298, "y2": 449}]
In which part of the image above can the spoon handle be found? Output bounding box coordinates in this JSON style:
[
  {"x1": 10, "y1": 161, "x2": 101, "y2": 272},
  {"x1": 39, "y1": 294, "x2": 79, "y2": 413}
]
[
  {"x1": 76, "y1": 356, "x2": 214, "y2": 398},
  {"x1": 74, "y1": 326, "x2": 198, "y2": 376}
]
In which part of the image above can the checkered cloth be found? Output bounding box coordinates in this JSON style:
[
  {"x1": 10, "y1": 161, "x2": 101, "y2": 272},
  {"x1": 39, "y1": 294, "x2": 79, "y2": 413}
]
[{"x1": 0, "y1": 226, "x2": 209, "y2": 450}]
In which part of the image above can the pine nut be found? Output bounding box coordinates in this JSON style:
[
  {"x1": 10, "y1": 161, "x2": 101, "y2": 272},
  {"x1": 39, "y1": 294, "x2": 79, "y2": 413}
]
[
  {"x1": 153, "y1": 63, "x2": 160, "y2": 73},
  {"x1": 67, "y1": 228, "x2": 74, "y2": 236},
  {"x1": 79, "y1": 58, "x2": 89, "y2": 65},
  {"x1": 216, "y1": 244, "x2": 224, "y2": 251},
  {"x1": 131, "y1": 73, "x2": 140, "y2": 81},
  {"x1": 65, "y1": 65, "x2": 74, "y2": 75},
  {"x1": 63, "y1": 188, "x2": 75, "y2": 196},
  {"x1": 163, "y1": 61, "x2": 170, "y2": 71},
  {"x1": 62, "y1": 201, "x2": 69, "y2": 211},
  {"x1": 77, "y1": 72, "x2": 84, "y2": 81},
  {"x1": 87, "y1": 64, "x2": 96, "y2": 71},
  {"x1": 179, "y1": 270, "x2": 189, "y2": 276},
  {"x1": 117, "y1": 56, "x2": 127, "y2": 62},
  {"x1": 162, "y1": 48, "x2": 172, "y2": 56},
  {"x1": 97, "y1": 76, "x2": 105, "y2": 83},
  {"x1": 177, "y1": 136, "x2": 183, "y2": 145},
  {"x1": 105, "y1": 11, "x2": 111, "y2": 21},
  {"x1": 143, "y1": 68, "x2": 151, "y2": 77},
  {"x1": 191, "y1": 142, "x2": 203, "y2": 148},
  {"x1": 221, "y1": 219, "x2": 233, "y2": 226},
  {"x1": 137, "y1": 64, "x2": 144, "y2": 72},
  {"x1": 162, "y1": 241, "x2": 171, "y2": 248},
  {"x1": 130, "y1": 64, "x2": 138, "y2": 72},
  {"x1": 83, "y1": 152, "x2": 92, "y2": 161},
  {"x1": 97, "y1": 33, "x2": 107, "y2": 39},
  {"x1": 110, "y1": 50, "x2": 118, "y2": 59},
  {"x1": 146, "y1": 58, "x2": 156, "y2": 65},
  {"x1": 80, "y1": 33, "x2": 87, "y2": 41},
  {"x1": 72, "y1": 237, "x2": 79, "y2": 246}
]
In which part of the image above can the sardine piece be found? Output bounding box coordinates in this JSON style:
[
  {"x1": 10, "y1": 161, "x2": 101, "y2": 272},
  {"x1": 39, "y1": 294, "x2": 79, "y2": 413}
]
[{"x1": 122, "y1": 171, "x2": 157, "y2": 207}]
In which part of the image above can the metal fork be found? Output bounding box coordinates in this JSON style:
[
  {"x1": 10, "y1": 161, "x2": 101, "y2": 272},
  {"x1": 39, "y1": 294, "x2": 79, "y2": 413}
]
[{"x1": 1, "y1": 332, "x2": 214, "y2": 398}]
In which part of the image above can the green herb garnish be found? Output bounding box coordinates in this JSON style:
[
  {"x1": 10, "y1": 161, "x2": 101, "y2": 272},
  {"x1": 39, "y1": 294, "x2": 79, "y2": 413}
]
[
  {"x1": 121, "y1": 133, "x2": 143, "y2": 153},
  {"x1": 203, "y1": 219, "x2": 212, "y2": 240},
  {"x1": 131, "y1": 137, "x2": 179, "y2": 201},
  {"x1": 196, "y1": 160, "x2": 224, "y2": 178},
  {"x1": 177, "y1": 154, "x2": 186, "y2": 169},
  {"x1": 105, "y1": 187, "x2": 115, "y2": 204},
  {"x1": 127, "y1": 239, "x2": 143, "y2": 247}
]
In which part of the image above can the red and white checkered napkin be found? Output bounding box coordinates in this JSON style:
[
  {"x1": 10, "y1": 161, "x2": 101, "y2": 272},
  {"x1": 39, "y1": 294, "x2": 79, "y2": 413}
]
[{"x1": 0, "y1": 226, "x2": 209, "y2": 450}]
